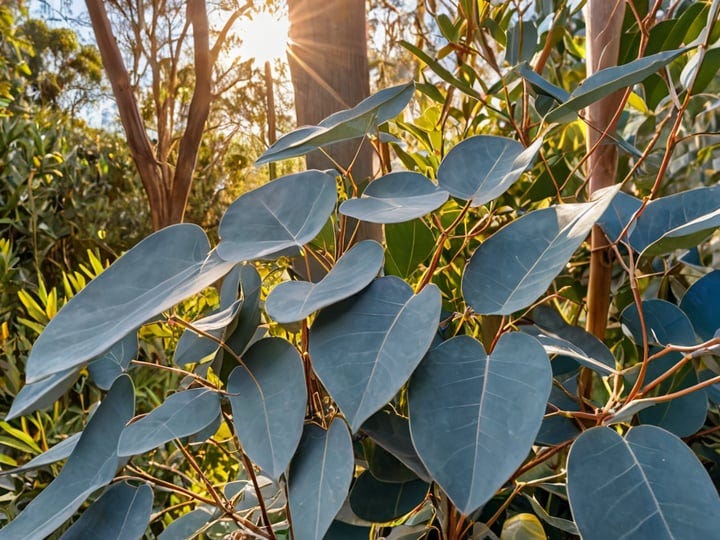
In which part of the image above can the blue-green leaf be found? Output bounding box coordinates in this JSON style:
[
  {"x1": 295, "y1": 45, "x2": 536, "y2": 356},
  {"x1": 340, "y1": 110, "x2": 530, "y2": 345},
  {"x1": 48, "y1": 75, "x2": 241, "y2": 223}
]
[
  {"x1": 409, "y1": 333, "x2": 551, "y2": 515},
  {"x1": 158, "y1": 506, "x2": 217, "y2": 540},
  {"x1": 25, "y1": 224, "x2": 234, "y2": 383},
  {"x1": 463, "y1": 186, "x2": 618, "y2": 315},
  {"x1": 174, "y1": 300, "x2": 242, "y2": 366},
  {"x1": 680, "y1": 270, "x2": 720, "y2": 341},
  {"x1": 0, "y1": 376, "x2": 134, "y2": 540},
  {"x1": 227, "y1": 338, "x2": 306, "y2": 480},
  {"x1": 6, "y1": 366, "x2": 82, "y2": 420},
  {"x1": 438, "y1": 135, "x2": 542, "y2": 207},
  {"x1": 0, "y1": 432, "x2": 81, "y2": 476},
  {"x1": 518, "y1": 63, "x2": 570, "y2": 102},
  {"x1": 349, "y1": 472, "x2": 428, "y2": 523},
  {"x1": 546, "y1": 49, "x2": 687, "y2": 123},
  {"x1": 217, "y1": 171, "x2": 337, "y2": 263},
  {"x1": 631, "y1": 186, "x2": 720, "y2": 256},
  {"x1": 597, "y1": 191, "x2": 641, "y2": 242},
  {"x1": 89, "y1": 332, "x2": 138, "y2": 391},
  {"x1": 118, "y1": 388, "x2": 221, "y2": 456},
  {"x1": 289, "y1": 420, "x2": 354, "y2": 540},
  {"x1": 621, "y1": 299, "x2": 697, "y2": 347},
  {"x1": 60, "y1": 482, "x2": 153, "y2": 540},
  {"x1": 361, "y1": 410, "x2": 431, "y2": 482},
  {"x1": 339, "y1": 173, "x2": 448, "y2": 223},
  {"x1": 256, "y1": 83, "x2": 414, "y2": 165},
  {"x1": 568, "y1": 425, "x2": 720, "y2": 540},
  {"x1": 266, "y1": 241, "x2": 383, "y2": 323},
  {"x1": 310, "y1": 278, "x2": 441, "y2": 432}
]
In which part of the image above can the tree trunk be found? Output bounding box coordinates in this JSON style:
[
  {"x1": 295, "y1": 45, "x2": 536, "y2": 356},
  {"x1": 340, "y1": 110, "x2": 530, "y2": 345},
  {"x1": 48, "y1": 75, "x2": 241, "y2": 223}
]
[{"x1": 584, "y1": 0, "x2": 625, "y2": 340}]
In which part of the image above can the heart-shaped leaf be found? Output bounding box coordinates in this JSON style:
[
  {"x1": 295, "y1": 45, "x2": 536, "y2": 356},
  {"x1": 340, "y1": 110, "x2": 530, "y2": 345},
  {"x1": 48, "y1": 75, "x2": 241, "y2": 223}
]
[
  {"x1": 217, "y1": 170, "x2": 337, "y2": 263},
  {"x1": 339, "y1": 173, "x2": 448, "y2": 223},
  {"x1": 0, "y1": 376, "x2": 135, "y2": 540},
  {"x1": 256, "y1": 83, "x2": 414, "y2": 165},
  {"x1": 409, "y1": 333, "x2": 551, "y2": 514},
  {"x1": 60, "y1": 481, "x2": 153, "y2": 540},
  {"x1": 463, "y1": 186, "x2": 618, "y2": 315},
  {"x1": 546, "y1": 49, "x2": 686, "y2": 123},
  {"x1": 621, "y1": 299, "x2": 697, "y2": 347},
  {"x1": 568, "y1": 425, "x2": 720, "y2": 539},
  {"x1": 266, "y1": 241, "x2": 384, "y2": 323},
  {"x1": 228, "y1": 338, "x2": 306, "y2": 480},
  {"x1": 288, "y1": 419, "x2": 354, "y2": 540},
  {"x1": 25, "y1": 224, "x2": 234, "y2": 383},
  {"x1": 680, "y1": 270, "x2": 720, "y2": 341},
  {"x1": 118, "y1": 388, "x2": 221, "y2": 456},
  {"x1": 310, "y1": 277, "x2": 441, "y2": 432},
  {"x1": 89, "y1": 332, "x2": 138, "y2": 390},
  {"x1": 437, "y1": 135, "x2": 542, "y2": 207}
]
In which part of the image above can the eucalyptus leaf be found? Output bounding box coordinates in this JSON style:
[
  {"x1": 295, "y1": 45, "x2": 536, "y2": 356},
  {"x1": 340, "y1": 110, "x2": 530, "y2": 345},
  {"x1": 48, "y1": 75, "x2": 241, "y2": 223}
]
[
  {"x1": 265, "y1": 241, "x2": 384, "y2": 323},
  {"x1": 339, "y1": 172, "x2": 448, "y2": 223},
  {"x1": 6, "y1": 366, "x2": 82, "y2": 420},
  {"x1": 158, "y1": 506, "x2": 218, "y2": 540},
  {"x1": 437, "y1": 135, "x2": 542, "y2": 207},
  {"x1": 463, "y1": 186, "x2": 618, "y2": 315},
  {"x1": 288, "y1": 420, "x2": 354, "y2": 540},
  {"x1": 25, "y1": 224, "x2": 234, "y2": 383},
  {"x1": 256, "y1": 83, "x2": 414, "y2": 164},
  {"x1": 621, "y1": 299, "x2": 697, "y2": 347},
  {"x1": 0, "y1": 432, "x2": 81, "y2": 476},
  {"x1": 546, "y1": 49, "x2": 686, "y2": 123},
  {"x1": 349, "y1": 471, "x2": 428, "y2": 523},
  {"x1": 310, "y1": 277, "x2": 441, "y2": 432},
  {"x1": 0, "y1": 376, "x2": 134, "y2": 540},
  {"x1": 568, "y1": 425, "x2": 720, "y2": 539},
  {"x1": 60, "y1": 482, "x2": 153, "y2": 540},
  {"x1": 118, "y1": 388, "x2": 221, "y2": 456},
  {"x1": 89, "y1": 332, "x2": 138, "y2": 391},
  {"x1": 597, "y1": 190, "x2": 641, "y2": 242},
  {"x1": 680, "y1": 270, "x2": 720, "y2": 341},
  {"x1": 409, "y1": 333, "x2": 551, "y2": 515},
  {"x1": 227, "y1": 338, "x2": 306, "y2": 480},
  {"x1": 216, "y1": 170, "x2": 337, "y2": 263}
]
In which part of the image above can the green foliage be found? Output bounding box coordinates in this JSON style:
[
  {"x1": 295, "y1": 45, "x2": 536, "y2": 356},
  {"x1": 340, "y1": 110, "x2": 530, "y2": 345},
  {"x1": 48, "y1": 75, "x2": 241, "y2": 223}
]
[{"x1": 3, "y1": 1, "x2": 720, "y2": 539}]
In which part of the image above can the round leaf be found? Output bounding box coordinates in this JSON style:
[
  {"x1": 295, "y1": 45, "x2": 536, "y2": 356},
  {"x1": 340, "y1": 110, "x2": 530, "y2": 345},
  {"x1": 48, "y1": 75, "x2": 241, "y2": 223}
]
[
  {"x1": 680, "y1": 270, "x2": 720, "y2": 341},
  {"x1": 265, "y1": 241, "x2": 384, "y2": 323},
  {"x1": 409, "y1": 333, "x2": 551, "y2": 515},
  {"x1": 227, "y1": 338, "x2": 307, "y2": 480},
  {"x1": 288, "y1": 420, "x2": 354, "y2": 540},
  {"x1": 568, "y1": 425, "x2": 720, "y2": 539},
  {"x1": 217, "y1": 170, "x2": 337, "y2": 263},
  {"x1": 339, "y1": 172, "x2": 448, "y2": 223},
  {"x1": 463, "y1": 187, "x2": 618, "y2": 315},
  {"x1": 310, "y1": 277, "x2": 441, "y2": 432},
  {"x1": 438, "y1": 135, "x2": 541, "y2": 207}
]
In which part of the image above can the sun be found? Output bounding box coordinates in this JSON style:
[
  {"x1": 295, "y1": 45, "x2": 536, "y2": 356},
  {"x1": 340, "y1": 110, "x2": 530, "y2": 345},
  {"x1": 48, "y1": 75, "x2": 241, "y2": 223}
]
[{"x1": 237, "y1": 10, "x2": 290, "y2": 65}]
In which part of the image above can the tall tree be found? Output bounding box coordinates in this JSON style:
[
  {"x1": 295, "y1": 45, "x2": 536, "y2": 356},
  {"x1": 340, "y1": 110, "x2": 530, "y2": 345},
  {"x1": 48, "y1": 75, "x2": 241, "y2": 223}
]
[
  {"x1": 287, "y1": 0, "x2": 380, "y2": 251},
  {"x1": 85, "y1": 0, "x2": 248, "y2": 230}
]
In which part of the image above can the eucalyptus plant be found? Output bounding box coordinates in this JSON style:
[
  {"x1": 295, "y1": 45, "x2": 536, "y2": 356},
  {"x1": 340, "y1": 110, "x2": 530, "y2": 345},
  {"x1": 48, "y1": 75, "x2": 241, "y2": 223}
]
[{"x1": 3, "y1": 2, "x2": 720, "y2": 539}]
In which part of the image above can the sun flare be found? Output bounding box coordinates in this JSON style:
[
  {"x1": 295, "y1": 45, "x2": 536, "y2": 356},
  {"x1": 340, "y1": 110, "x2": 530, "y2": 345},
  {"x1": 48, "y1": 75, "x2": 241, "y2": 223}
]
[{"x1": 237, "y1": 10, "x2": 290, "y2": 65}]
